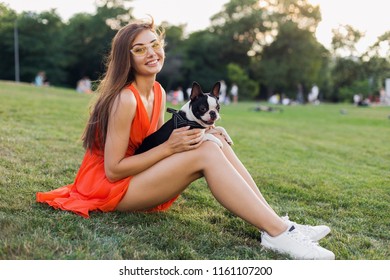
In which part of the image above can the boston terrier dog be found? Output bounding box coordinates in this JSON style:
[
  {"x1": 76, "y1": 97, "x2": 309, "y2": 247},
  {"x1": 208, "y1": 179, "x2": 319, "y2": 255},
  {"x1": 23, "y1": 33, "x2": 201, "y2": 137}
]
[{"x1": 135, "y1": 81, "x2": 233, "y2": 154}]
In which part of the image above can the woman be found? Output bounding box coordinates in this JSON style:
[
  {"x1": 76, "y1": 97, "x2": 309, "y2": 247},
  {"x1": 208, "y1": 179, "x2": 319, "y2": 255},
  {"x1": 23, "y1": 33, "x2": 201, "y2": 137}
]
[{"x1": 37, "y1": 18, "x2": 334, "y2": 260}]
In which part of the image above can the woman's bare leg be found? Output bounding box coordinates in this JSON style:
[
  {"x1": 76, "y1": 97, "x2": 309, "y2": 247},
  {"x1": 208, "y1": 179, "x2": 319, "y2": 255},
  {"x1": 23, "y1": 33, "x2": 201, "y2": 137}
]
[
  {"x1": 116, "y1": 141, "x2": 287, "y2": 236},
  {"x1": 217, "y1": 135, "x2": 275, "y2": 211}
]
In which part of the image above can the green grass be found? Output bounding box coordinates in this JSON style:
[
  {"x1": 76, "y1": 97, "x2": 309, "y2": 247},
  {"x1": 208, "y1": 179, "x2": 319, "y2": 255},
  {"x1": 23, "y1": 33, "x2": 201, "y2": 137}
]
[{"x1": 0, "y1": 81, "x2": 389, "y2": 260}]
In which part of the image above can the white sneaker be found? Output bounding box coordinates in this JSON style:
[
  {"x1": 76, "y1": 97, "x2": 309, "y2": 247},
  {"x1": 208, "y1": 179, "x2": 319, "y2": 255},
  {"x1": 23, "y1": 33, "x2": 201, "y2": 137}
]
[
  {"x1": 282, "y1": 215, "x2": 331, "y2": 242},
  {"x1": 261, "y1": 225, "x2": 335, "y2": 260}
]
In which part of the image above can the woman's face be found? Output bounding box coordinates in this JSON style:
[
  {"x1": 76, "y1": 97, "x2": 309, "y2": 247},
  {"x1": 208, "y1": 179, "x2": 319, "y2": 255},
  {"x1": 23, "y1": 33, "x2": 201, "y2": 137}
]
[{"x1": 130, "y1": 29, "x2": 165, "y2": 77}]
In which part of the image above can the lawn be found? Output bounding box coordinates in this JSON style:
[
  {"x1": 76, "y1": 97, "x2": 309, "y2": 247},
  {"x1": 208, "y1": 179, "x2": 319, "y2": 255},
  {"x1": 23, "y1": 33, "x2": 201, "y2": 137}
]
[{"x1": 0, "y1": 81, "x2": 389, "y2": 260}]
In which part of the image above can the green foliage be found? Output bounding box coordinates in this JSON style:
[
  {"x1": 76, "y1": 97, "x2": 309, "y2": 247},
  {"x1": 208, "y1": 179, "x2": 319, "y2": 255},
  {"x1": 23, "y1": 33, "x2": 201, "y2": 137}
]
[
  {"x1": 1, "y1": 82, "x2": 389, "y2": 260},
  {"x1": 0, "y1": 1, "x2": 389, "y2": 102},
  {"x1": 18, "y1": 11, "x2": 67, "y2": 85},
  {"x1": 227, "y1": 63, "x2": 258, "y2": 99},
  {"x1": 331, "y1": 24, "x2": 365, "y2": 57},
  {"x1": 254, "y1": 21, "x2": 327, "y2": 97},
  {"x1": 157, "y1": 23, "x2": 187, "y2": 90},
  {"x1": 180, "y1": 30, "x2": 226, "y2": 88},
  {"x1": 361, "y1": 56, "x2": 390, "y2": 93},
  {"x1": 63, "y1": 12, "x2": 118, "y2": 86},
  {"x1": 330, "y1": 58, "x2": 365, "y2": 102},
  {"x1": 366, "y1": 31, "x2": 390, "y2": 60},
  {"x1": 210, "y1": 0, "x2": 264, "y2": 68},
  {"x1": 338, "y1": 79, "x2": 370, "y2": 102},
  {"x1": 0, "y1": 5, "x2": 67, "y2": 85},
  {"x1": 330, "y1": 25, "x2": 390, "y2": 101},
  {"x1": 0, "y1": 1, "x2": 132, "y2": 88},
  {"x1": 0, "y1": 3, "x2": 17, "y2": 81}
]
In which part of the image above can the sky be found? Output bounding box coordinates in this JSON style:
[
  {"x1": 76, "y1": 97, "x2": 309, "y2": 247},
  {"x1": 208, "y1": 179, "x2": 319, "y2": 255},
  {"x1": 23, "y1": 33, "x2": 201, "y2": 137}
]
[{"x1": 2, "y1": 0, "x2": 389, "y2": 54}]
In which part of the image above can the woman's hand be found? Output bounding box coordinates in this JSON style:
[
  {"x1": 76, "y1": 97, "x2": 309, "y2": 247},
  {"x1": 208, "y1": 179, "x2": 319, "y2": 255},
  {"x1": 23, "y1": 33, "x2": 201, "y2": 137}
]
[{"x1": 165, "y1": 126, "x2": 204, "y2": 154}]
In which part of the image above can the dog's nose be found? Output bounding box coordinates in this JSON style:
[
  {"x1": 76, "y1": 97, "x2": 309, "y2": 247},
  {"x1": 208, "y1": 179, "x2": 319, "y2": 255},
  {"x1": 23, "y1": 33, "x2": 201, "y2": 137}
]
[{"x1": 210, "y1": 111, "x2": 217, "y2": 120}]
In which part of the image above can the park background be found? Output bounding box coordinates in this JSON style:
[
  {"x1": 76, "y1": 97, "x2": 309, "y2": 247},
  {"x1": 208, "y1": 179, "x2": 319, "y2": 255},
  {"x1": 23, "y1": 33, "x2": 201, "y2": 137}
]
[
  {"x1": 0, "y1": 0, "x2": 389, "y2": 261},
  {"x1": 1, "y1": 0, "x2": 390, "y2": 102}
]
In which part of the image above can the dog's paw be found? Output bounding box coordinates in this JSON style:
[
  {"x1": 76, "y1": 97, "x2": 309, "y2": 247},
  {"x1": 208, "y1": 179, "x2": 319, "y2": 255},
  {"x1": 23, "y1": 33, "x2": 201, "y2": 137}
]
[
  {"x1": 203, "y1": 134, "x2": 224, "y2": 149},
  {"x1": 213, "y1": 126, "x2": 234, "y2": 145}
]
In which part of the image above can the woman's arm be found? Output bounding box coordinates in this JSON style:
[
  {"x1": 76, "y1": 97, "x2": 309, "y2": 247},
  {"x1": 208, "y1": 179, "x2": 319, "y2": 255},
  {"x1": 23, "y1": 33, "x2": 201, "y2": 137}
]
[
  {"x1": 104, "y1": 88, "x2": 204, "y2": 182},
  {"x1": 157, "y1": 86, "x2": 166, "y2": 129}
]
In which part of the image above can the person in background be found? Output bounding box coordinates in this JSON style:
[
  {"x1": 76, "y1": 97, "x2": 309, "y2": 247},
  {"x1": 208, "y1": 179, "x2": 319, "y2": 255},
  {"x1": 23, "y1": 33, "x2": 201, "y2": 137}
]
[
  {"x1": 230, "y1": 82, "x2": 238, "y2": 104},
  {"x1": 296, "y1": 83, "x2": 304, "y2": 104},
  {"x1": 76, "y1": 76, "x2": 92, "y2": 94},
  {"x1": 379, "y1": 87, "x2": 386, "y2": 104},
  {"x1": 219, "y1": 80, "x2": 227, "y2": 104},
  {"x1": 175, "y1": 86, "x2": 184, "y2": 104},
  {"x1": 34, "y1": 71, "x2": 46, "y2": 86},
  {"x1": 308, "y1": 84, "x2": 320, "y2": 104}
]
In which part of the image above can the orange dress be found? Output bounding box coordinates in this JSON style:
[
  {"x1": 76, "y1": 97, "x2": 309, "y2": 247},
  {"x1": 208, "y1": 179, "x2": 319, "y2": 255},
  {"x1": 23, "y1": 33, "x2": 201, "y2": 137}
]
[{"x1": 36, "y1": 81, "x2": 178, "y2": 218}]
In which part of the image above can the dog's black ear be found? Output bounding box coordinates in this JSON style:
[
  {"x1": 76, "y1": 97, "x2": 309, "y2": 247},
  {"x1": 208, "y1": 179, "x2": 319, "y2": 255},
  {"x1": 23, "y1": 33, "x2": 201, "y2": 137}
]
[
  {"x1": 211, "y1": 82, "x2": 221, "y2": 99},
  {"x1": 190, "y1": 81, "x2": 203, "y2": 101}
]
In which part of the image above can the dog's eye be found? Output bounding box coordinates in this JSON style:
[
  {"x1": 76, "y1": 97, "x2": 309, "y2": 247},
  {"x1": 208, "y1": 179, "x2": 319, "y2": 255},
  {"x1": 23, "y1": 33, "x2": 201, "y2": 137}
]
[
  {"x1": 216, "y1": 105, "x2": 220, "y2": 111},
  {"x1": 199, "y1": 105, "x2": 207, "y2": 113}
]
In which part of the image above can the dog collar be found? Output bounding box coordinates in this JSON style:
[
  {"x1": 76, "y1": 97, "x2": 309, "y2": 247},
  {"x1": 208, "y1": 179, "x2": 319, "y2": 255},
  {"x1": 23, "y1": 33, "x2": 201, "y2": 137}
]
[{"x1": 167, "y1": 108, "x2": 205, "y2": 129}]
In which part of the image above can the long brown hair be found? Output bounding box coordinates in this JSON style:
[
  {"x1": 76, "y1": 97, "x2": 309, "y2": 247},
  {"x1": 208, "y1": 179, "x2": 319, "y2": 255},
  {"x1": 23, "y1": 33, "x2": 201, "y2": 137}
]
[{"x1": 82, "y1": 17, "x2": 164, "y2": 151}]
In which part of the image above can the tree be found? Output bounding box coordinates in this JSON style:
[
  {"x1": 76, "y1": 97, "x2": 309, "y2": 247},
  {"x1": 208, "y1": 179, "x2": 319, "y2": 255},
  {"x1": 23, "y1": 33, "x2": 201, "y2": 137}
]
[
  {"x1": 365, "y1": 31, "x2": 390, "y2": 61},
  {"x1": 209, "y1": 0, "x2": 323, "y2": 99},
  {"x1": 15, "y1": 10, "x2": 67, "y2": 85},
  {"x1": 331, "y1": 24, "x2": 365, "y2": 58},
  {"x1": 361, "y1": 31, "x2": 390, "y2": 93},
  {"x1": 338, "y1": 79, "x2": 370, "y2": 103},
  {"x1": 210, "y1": 0, "x2": 265, "y2": 68},
  {"x1": 0, "y1": 1, "x2": 135, "y2": 87},
  {"x1": 210, "y1": 0, "x2": 321, "y2": 63},
  {"x1": 0, "y1": 3, "x2": 18, "y2": 81},
  {"x1": 253, "y1": 21, "x2": 328, "y2": 98},
  {"x1": 0, "y1": 5, "x2": 67, "y2": 85},
  {"x1": 227, "y1": 63, "x2": 258, "y2": 100},
  {"x1": 330, "y1": 25, "x2": 367, "y2": 102},
  {"x1": 63, "y1": 0, "x2": 134, "y2": 87},
  {"x1": 181, "y1": 30, "x2": 227, "y2": 89},
  {"x1": 157, "y1": 22, "x2": 187, "y2": 91}
]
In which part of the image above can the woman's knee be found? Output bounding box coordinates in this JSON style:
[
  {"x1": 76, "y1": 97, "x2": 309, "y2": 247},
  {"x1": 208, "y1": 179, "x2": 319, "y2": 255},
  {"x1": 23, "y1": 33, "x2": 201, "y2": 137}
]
[{"x1": 196, "y1": 140, "x2": 226, "y2": 161}]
